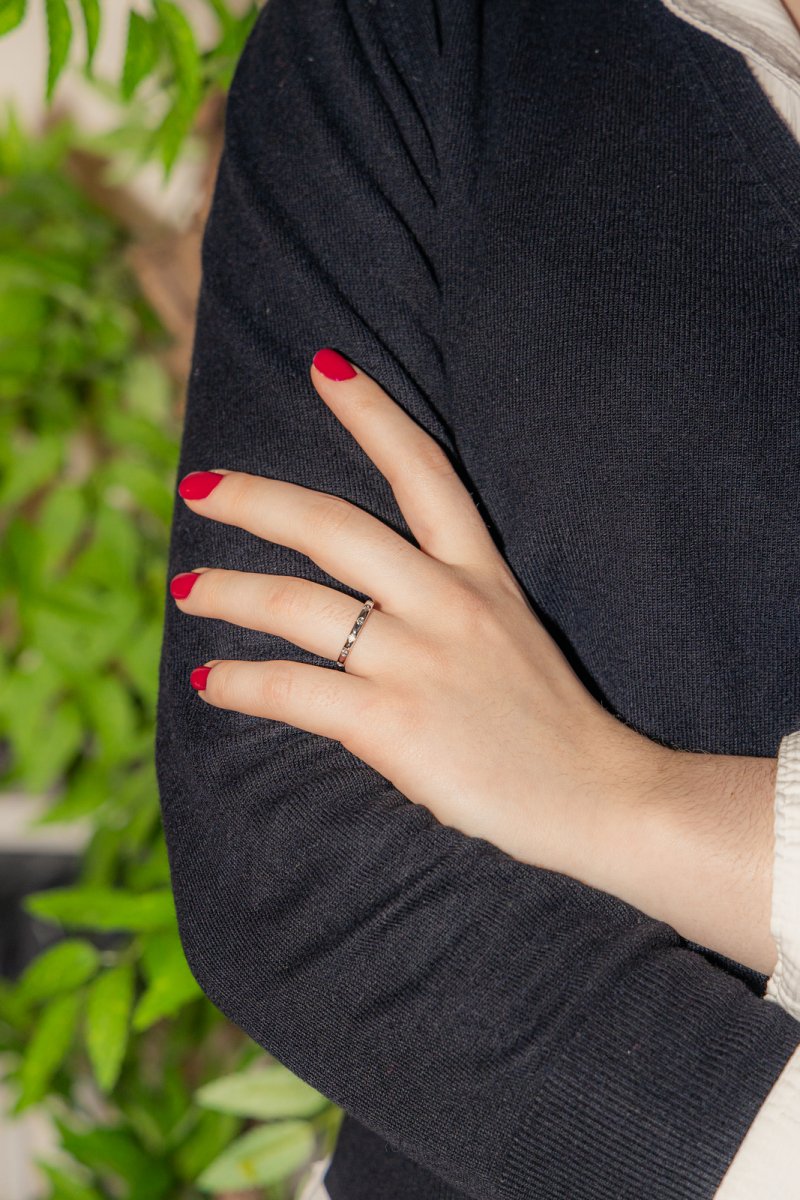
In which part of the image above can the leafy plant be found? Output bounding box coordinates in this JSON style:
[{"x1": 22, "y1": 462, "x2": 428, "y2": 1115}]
[
  {"x1": 0, "y1": 0, "x2": 260, "y2": 170},
  {"x1": 0, "y1": 114, "x2": 341, "y2": 1198}
]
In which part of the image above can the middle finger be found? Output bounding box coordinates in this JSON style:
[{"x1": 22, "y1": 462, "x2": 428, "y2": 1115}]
[
  {"x1": 170, "y1": 567, "x2": 405, "y2": 676},
  {"x1": 179, "y1": 469, "x2": 442, "y2": 611}
]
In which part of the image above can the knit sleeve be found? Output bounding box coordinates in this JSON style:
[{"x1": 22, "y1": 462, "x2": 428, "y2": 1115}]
[{"x1": 155, "y1": 2, "x2": 800, "y2": 1198}]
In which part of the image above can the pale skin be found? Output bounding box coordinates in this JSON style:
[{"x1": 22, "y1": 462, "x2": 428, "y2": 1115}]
[
  {"x1": 172, "y1": 351, "x2": 778, "y2": 977},
  {"x1": 783, "y1": 0, "x2": 800, "y2": 34}
]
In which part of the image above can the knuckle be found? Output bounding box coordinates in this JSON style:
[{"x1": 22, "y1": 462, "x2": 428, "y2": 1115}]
[
  {"x1": 318, "y1": 596, "x2": 351, "y2": 628},
  {"x1": 347, "y1": 386, "x2": 379, "y2": 417},
  {"x1": 413, "y1": 632, "x2": 451, "y2": 679},
  {"x1": 309, "y1": 673, "x2": 342, "y2": 710},
  {"x1": 222, "y1": 473, "x2": 254, "y2": 519},
  {"x1": 412, "y1": 436, "x2": 453, "y2": 478},
  {"x1": 268, "y1": 575, "x2": 310, "y2": 621},
  {"x1": 345, "y1": 688, "x2": 404, "y2": 761},
  {"x1": 209, "y1": 662, "x2": 235, "y2": 708},
  {"x1": 259, "y1": 664, "x2": 295, "y2": 708},
  {"x1": 197, "y1": 569, "x2": 226, "y2": 610},
  {"x1": 306, "y1": 493, "x2": 355, "y2": 539},
  {"x1": 443, "y1": 570, "x2": 495, "y2": 629}
]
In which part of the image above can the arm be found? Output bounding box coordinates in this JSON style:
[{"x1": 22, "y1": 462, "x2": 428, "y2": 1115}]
[
  {"x1": 155, "y1": 3, "x2": 800, "y2": 1197},
  {"x1": 603, "y1": 741, "x2": 780, "y2": 974}
]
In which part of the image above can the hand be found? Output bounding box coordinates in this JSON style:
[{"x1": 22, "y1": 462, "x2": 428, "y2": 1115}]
[{"x1": 170, "y1": 347, "x2": 660, "y2": 898}]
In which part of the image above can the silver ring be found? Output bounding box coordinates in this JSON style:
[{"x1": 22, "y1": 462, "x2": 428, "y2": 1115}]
[{"x1": 335, "y1": 598, "x2": 375, "y2": 670}]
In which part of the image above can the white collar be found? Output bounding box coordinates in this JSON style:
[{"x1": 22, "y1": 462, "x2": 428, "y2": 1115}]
[{"x1": 658, "y1": 0, "x2": 800, "y2": 94}]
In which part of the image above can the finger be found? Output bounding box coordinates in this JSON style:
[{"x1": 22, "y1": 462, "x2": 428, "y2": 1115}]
[
  {"x1": 310, "y1": 347, "x2": 500, "y2": 568},
  {"x1": 190, "y1": 656, "x2": 374, "y2": 742},
  {"x1": 171, "y1": 567, "x2": 400, "y2": 677},
  {"x1": 178, "y1": 469, "x2": 441, "y2": 612}
]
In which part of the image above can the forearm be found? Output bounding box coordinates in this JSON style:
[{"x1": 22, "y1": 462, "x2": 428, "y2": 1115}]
[{"x1": 504, "y1": 707, "x2": 777, "y2": 974}]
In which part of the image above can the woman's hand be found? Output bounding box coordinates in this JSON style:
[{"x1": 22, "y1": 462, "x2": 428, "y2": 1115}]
[
  {"x1": 170, "y1": 347, "x2": 778, "y2": 973},
  {"x1": 171, "y1": 347, "x2": 659, "y2": 892}
]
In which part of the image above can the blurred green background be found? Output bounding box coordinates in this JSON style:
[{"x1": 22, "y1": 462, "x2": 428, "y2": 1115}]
[{"x1": 0, "y1": 3, "x2": 342, "y2": 1197}]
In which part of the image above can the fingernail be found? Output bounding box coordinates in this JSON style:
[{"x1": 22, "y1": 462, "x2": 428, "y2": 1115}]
[
  {"x1": 170, "y1": 572, "x2": 201, "y2": 600},
  {"x1": 179, "y1": 471, "x2": 224, "y2": 500},
  {"x1": 190, "y1": 666, "x2": 212, "y2": 691},
  {"x1": 312, "y1": 348, "x2": 357, "y2": 381}
]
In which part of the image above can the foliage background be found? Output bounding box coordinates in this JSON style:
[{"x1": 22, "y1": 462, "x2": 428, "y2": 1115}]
[{"x1": 0, "y1": 3, "x2": 343, "y2": 1196}]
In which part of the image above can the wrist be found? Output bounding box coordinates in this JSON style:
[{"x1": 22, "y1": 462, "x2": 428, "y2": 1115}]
[{"x1": 615, "y1": 743, "x2": 778, "y2": 973}]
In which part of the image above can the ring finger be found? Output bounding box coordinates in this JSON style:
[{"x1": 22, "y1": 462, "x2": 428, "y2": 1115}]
[{"x1": 170, "y1": 566, "x2": 402, "y2": 675}]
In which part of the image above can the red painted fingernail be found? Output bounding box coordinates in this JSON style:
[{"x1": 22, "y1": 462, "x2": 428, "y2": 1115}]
[
  {"x1": 179, "y1": 471, "x2": 224, "y2": 500},
  {"x1": 170, "y1": 572, "x2": 201, "y2": 600},
  {"x1": 312, "y1": 348, "x2": 357, "y2": 381},
  {"x1": 190, "y1": 666, "x2": 212, "y2": 691}
]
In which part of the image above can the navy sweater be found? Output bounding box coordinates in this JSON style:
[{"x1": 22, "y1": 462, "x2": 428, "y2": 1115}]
[{"x1": 154, "y1": 0, "x2": 800, "y2": 1196}]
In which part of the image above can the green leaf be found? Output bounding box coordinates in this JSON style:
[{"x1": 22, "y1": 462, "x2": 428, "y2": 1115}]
[
  {"x1": 16, "y1": 939, "x2": 100, "y2": 1006},
  {"x1": 36, "y1": 1161, "x2": 104, "y2": 1200},
  {"x1": 16, "y1": 696, "x2": 85, "y2": 793},
  {"x1": 196, "y1": 1121, "x2": 315, "y2": 1192},
  {"x1": 85, "y1": 962, "x2": 134, "y2": 1091},
  {"x1": 132, "y1": 929, "x2": 202, "y2": 1030},
  {"x1": 80, "y1": 823, "x2": 125, "y2": 887},
  {"x1": 81, "y1": 673, "x2": 138, "y2": 763},
  {"x1": 118, "y1": 620, "x2": 163, "y2": 704},
  {"x1": 35, "y1": 483, "x2": 89, "y2": 580},
  {"x1": 173, "y1": 1108, "x2": 241, "y2": 1182},
  {"x1": 116, "y1": 1060, "x2": 190, "y2": 1152},
  {"x1": 24, "y1": 886, "x2": 176, "y2": 932},
  {"x1": 96, "y1": 458, "x2": 174, "y2": 523},
  {"x1": 44, "y1": 0, "x2": 73, "y2": 101},
  {"x1": 54, "y1": 1119, "x2": 173, "y2": 1200},
  {"x1": 123, "y1": 354, "x2": 173, "y2": 423},
  {"x1": 76, "y1": 0, "x2": 99, "y2": 67},
  {"x1": 69, "y1": 505, "x2": 141, "y2": 588},
  {"x1": 196, "y1": 1064, "x2": 329, "y2": 1121},
  {"x1": 120, "y1": 11, "x2": 159, "y2": 101},
  {"x1": 152, "y1": 0, "x2": 201, "y2": 172},
  {"x1": 29, "y1": 586, "x2": 140, "y2": 674},
  {"x1": 35, "y1": 758, "x2": 111, "y2": 825},
  {"x1": 125, "y1": 831, "x2": 171, "y2": 890},
  {"x1": 0, "y1": 0, "x2": 27, "y2": 38},
  {"x1": 0, "y1": 976, "x2": 29, "y2": 1031},
  {"x1": 197, "y1": 0, "x2": 235, "y2": 33},
  {"x1": 0, "y1": 432, "x2": 62, "y2": 508},
  {"x1": 15, "y1": 990, "x2": 82, "y2": 1110},
  {"x1": 153, "y1": 0, "x2": 199, "y2": 92},
  {"x1": 0, "y1": 653, "x2": 62, "y2": 752}
]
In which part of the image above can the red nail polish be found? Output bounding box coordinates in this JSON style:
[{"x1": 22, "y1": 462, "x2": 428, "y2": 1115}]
[
  {"x1": 313, "y1": 348, "x2": 357, "y2": 381},
  {"x1": 170, "y1": 572, "x2": 201, "y2": 600},
  {"x1": 179, "y1": 471, "x2": 224, "y2": 500},
  {"x1": 190, "y1": 666, "x2": 212, "y2": 691}
]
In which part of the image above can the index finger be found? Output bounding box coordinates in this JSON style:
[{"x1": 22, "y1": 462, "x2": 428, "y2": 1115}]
[{"x1": 310, "y1": 348, "x2": 500, "y2": 569}]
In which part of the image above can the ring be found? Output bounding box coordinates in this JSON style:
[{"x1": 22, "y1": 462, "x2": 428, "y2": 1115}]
[{"x1": 335, "y1": 598, "x2": 375, "y2": 670}]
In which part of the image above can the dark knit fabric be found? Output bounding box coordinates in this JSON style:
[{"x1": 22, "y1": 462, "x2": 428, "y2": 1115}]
[{"x1": 154, "y1": 0, "x2": 800, "y2": 1197}]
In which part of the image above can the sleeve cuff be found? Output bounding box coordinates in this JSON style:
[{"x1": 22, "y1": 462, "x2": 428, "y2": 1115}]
[
  {"x1": 714, "y1": 1042, "x2": 800, "y2": 1197},
  {"x1": 713, "y1": 727, "x2": 800, "y2": 1197},
  {"x1": 766, "y1": 727, "x2": 800, "y2": 1021}
]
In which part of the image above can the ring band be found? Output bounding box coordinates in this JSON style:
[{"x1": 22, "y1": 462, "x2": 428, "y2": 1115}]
[{"x1": 335, "y1": 598, "x2": 375, "y2": 670}]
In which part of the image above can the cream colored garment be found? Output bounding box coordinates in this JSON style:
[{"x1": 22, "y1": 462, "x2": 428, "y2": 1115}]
[
  {"x1": 661, "y1": 0, "x2": 800, "y2": 135},
  {"x1": 651, "y1": 8, "x2": 800, "y2": 1199},
  {"x1": 297, "y1": 3, "x2": 800, "y2": 1197},
  {"x1": 296, "y1": 1156, "x2": 331, "y2": 1200},
  {"x1": 716, "y1": 733, "x2": 800, "y2": 1199}
]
